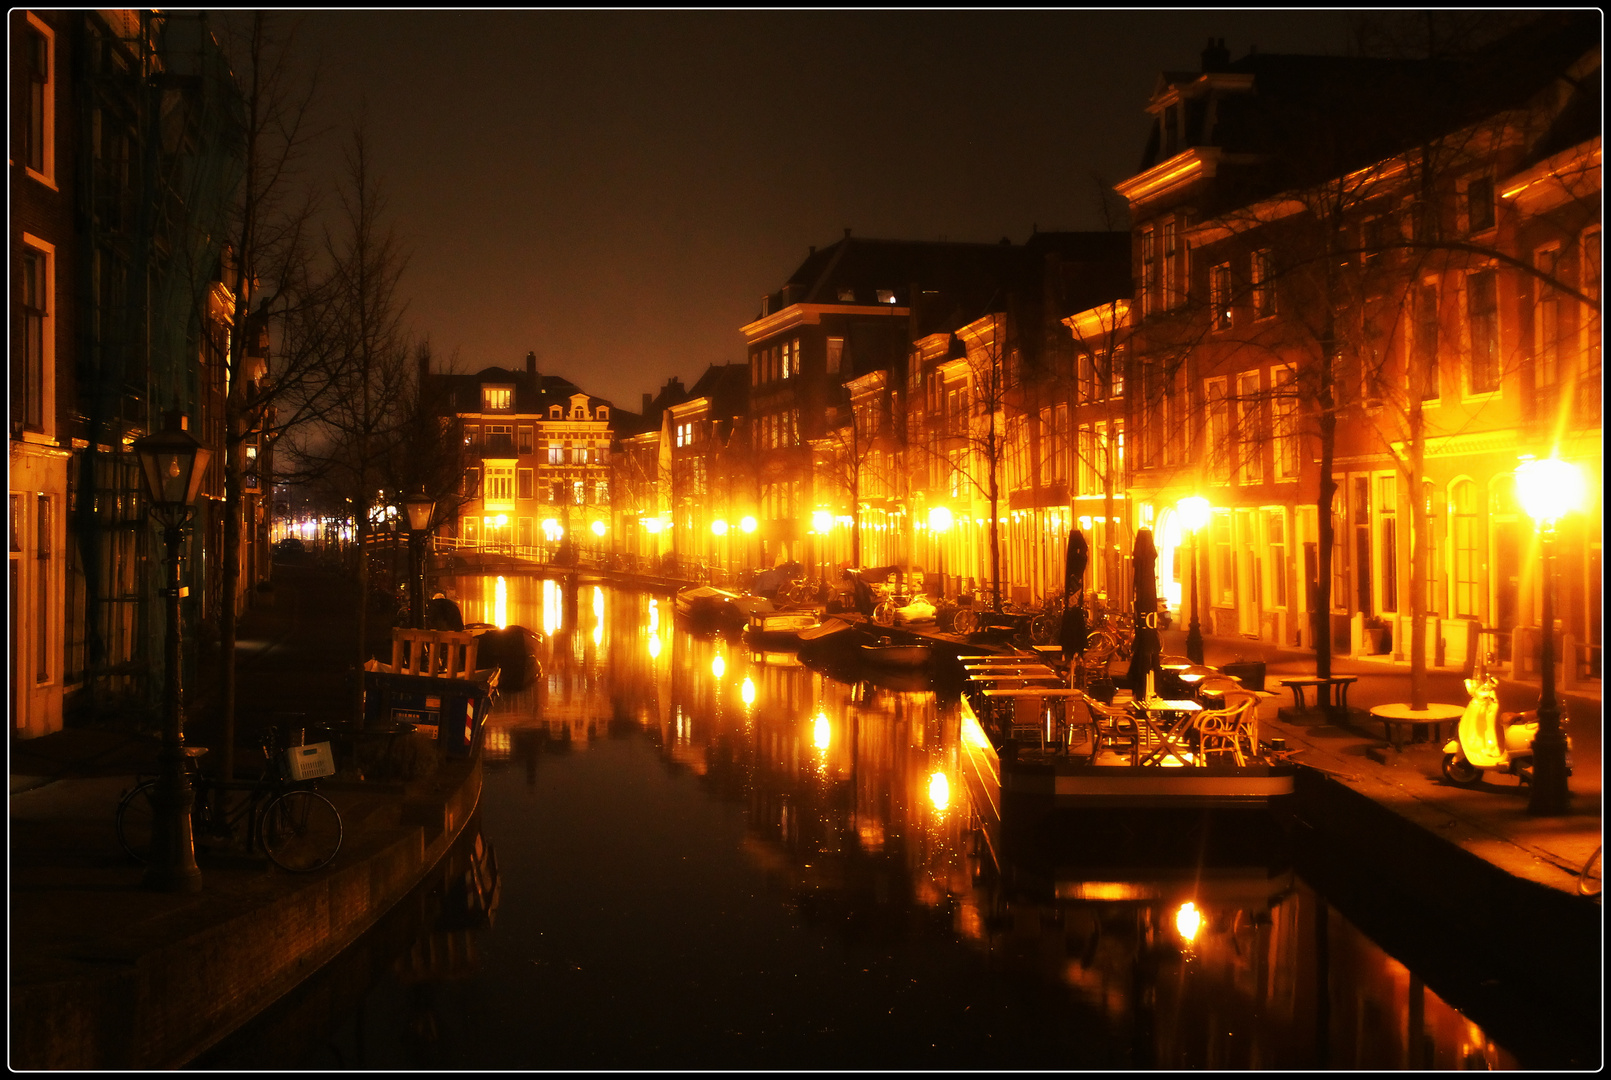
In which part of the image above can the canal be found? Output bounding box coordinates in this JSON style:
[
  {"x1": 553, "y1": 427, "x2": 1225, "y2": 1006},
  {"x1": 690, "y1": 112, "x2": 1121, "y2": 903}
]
[{"x1": 199, "y1": 577, "x2": 1527, "y2": 1070}]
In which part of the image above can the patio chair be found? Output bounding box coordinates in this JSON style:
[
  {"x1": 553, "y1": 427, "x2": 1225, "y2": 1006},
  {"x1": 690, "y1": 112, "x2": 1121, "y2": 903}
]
[
  {"x1": 1195, "y1": 697, "x2": 1257, "y2": 767},
  {"x1": 1086, "y1": 696, "x2": 1140, "y2": 765}
]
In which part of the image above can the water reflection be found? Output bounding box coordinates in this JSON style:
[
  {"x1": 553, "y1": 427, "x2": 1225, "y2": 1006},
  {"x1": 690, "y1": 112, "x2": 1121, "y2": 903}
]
[
  {"x1": 475, "y1": 580, "x2": 1525, "y2": 1068},
  {"x1": 260, "y1": 579, "x2": 1527, "y2": 1068}
]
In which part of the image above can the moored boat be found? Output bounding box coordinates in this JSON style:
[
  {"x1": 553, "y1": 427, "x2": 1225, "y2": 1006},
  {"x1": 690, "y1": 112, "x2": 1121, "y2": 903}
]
[
  {"x1": 742, "y1": 608, "x2": 823, "y2": 650},
  {"x1": 674, "y1": 585, "x2": 769, "y2": 632},
  {"x1": 795, "y1": 615, "x2": 876, "y2": 662},
  {"x1": 858, "y1": 639, "x2": 934, "y2": 669}
]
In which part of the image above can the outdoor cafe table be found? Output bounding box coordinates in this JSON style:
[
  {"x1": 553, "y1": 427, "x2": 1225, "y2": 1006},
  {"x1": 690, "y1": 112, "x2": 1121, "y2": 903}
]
[{"x1": 1131, "y1": 697, "x2": 1203, "y2": 767}]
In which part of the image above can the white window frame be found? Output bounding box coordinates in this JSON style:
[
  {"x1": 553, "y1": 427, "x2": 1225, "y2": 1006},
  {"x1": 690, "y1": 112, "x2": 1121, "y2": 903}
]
[
  {"x1": 16, "y1": 234, "x2": 56, "y2": 440},
  {"x1": 1462, "y1": 265, "x2": 1502, "y2": 400},
  {"x1": 23, "y1": 15, "x2": 56, "y2": 189}
]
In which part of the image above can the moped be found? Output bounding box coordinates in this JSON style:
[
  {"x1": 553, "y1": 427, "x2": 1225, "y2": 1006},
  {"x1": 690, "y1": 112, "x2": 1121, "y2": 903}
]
[{"x1": 1440, "y1": 665, "x2": 1571, "y2": 787}]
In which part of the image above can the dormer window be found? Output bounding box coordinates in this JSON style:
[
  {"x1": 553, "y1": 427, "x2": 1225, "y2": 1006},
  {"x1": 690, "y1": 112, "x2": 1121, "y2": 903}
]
[
  {"x1": 876, "y1": 289, "x2": 896, "y2": 304},
  {"x1": 482, "y1": 385, "x2": 513, "y2": 412},
  {"x1": 549, "y1": 405, "x2": 563, "y2": 420},
  {"x1": 837, "y1": 287, "x2": 855, "y2": 302},
  {"x1": 596, "y1": 406, "x2": 608, "y2": 421},
  {"x1": 572, "y1": 406, "x2": 585, "y2": 420},
  {"x1": 1162, "y1": 102, "x2": 1180, "y2": 157}
]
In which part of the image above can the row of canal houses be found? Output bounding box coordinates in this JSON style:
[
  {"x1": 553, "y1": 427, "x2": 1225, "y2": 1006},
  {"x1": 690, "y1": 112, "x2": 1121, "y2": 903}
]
[
  {"x1": 11, "y1": 11, "x2": 271, "y2": 739},
  {"x1": 583, "y1": 17, "x2": 1597, "y2": 683}
]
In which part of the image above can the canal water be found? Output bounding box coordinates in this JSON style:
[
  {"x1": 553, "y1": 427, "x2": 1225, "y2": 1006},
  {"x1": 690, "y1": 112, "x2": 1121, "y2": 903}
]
[{"x1": 199, "y1": 577, "x2": 1526, "y2": 1070}]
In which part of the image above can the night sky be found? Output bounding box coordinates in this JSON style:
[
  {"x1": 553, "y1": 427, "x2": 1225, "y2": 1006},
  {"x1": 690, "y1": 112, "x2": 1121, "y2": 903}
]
[{"x1": 278, "y1": 10, "x2": 1360, "y2": 409}]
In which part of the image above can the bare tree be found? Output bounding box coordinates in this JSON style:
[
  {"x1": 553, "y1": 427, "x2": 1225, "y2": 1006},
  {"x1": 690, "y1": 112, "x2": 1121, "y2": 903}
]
[
  {"x1": 285, "y1": 122, "x2": 414, "y2": 688},
  {"x1": 195, "y1": 11, "x2": 340, "y2": 779}
]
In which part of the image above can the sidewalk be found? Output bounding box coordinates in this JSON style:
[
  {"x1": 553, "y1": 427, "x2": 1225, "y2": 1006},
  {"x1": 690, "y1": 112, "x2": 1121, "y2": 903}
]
[
  {"x1": 1157, "y1": 627, "x2": 1603, "y2": 898},
  {"x1": 9, "y1": 559, "x2": 484, "y2": 1069}
]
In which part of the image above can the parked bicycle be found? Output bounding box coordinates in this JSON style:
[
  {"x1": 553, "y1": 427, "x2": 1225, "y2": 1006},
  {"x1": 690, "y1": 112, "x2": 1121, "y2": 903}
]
[{"x1": 116, "y1": 726, "x2": 343, "y2": 873}]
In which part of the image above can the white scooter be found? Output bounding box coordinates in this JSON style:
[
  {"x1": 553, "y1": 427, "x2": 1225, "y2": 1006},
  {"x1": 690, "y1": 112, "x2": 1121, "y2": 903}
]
[{"x1": 1440, "y1": 668, "x2": 1571, "y2": 787}]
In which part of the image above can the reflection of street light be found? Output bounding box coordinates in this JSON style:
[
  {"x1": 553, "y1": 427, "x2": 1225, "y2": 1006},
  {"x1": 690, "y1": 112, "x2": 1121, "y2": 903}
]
[
  {"x1": 1515, "y1": 455, "x2": 1583, "y2": 816},
  {"x1": 927, "y1": 770, "x2": 950, "y2": 812},
  {"x1": 132, "y1": 414, "x2": 211, "y2": 891},
  {"x1": 928, "y1": 506, "x2": 953, "y2": 600},
  {"x1": 1177, "y1": 496, "x2": 1211, "y2": 665}
]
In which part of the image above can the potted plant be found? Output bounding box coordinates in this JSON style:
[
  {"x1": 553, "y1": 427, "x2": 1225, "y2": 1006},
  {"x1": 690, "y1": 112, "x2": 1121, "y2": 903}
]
[{"x1": 1361, "y1": 615, "x2": 1392, "y2": 655}]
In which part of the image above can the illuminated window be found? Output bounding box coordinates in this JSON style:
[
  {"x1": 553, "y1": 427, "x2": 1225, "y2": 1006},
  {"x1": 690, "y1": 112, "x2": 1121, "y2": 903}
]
[
  {"x1": 1272, "y1": 366, "x2": 1298, "y2": 479},
  {"x1": 876, "y1": 289, "x2": 895, "y2": 304},
  {"x1": 826, "y1": 337, "x2": 843, "y2": 375},
  {"x1": 482, "y1": 386, "x2": 513, "y2": 411},
  {"x1": 837, "y1": 287, "x2": 855, "y2": 302}
]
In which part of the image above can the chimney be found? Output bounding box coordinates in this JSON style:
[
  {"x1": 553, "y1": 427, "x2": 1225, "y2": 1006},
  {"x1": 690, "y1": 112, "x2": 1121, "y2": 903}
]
[
  {"x1": 1202, "y1": 37, "x2": 1230, "y2": 71},
  {"x1": 525, "y1": 350, "x2": 537, "y2": 379}
]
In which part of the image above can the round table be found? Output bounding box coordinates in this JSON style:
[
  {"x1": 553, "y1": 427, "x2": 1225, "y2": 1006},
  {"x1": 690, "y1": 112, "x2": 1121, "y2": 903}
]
[{"x1": 1368, "y1": 702, "x2": 1465, "y2": 751}]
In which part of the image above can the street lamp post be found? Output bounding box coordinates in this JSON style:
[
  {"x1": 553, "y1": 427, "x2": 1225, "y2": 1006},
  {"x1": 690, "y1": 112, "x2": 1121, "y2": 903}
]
[
  {"x1": 740, "y1": 515, "x2": 757, "y2": 574},
  {"x1": 711, "y1": 519, "x2": 729, "y2": 581},
  {"x1": 812, "y1": 510, "x2": 833, "y2": 586},
  {"x1": 1177, "y1": 496, "x2": 1211, "y2": 665},
  {"x1": 1515, "y1": 456, "x2": 1583, "y2": 816},
  {"x1": 928, "y1": 505, "x2": 953, "y2": 601},
  {"x1": 402, "y1": 490, "x2": 436, "y2": 630},
  {"x1": 132, "y1": 414, "x2": 212, "y2": 892}
]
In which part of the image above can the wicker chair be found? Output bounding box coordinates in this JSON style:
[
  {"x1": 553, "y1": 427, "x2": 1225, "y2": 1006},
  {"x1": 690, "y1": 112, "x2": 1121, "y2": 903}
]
[
  {"x1": 1086, "y1": 696, "x2": 1140, "y2": 764},
  {"x1": 1195, "y1": 698, "x2": 1257, "y2": 767}
]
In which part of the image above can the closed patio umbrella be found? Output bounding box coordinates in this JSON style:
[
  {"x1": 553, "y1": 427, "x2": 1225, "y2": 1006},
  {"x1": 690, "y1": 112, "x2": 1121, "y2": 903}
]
[
  {"x1": 1126, "y1": 529, "x2": 1162, "y2": 693},
  {"x1": 1059, "y1": 529, "x2": 1089, "y2": 663}
]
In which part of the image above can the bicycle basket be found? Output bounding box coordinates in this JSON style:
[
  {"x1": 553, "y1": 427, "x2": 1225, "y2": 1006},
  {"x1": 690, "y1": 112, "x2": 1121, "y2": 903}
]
[{"x1": 284, "y1": 741, "x2": 337, "y2": 781}]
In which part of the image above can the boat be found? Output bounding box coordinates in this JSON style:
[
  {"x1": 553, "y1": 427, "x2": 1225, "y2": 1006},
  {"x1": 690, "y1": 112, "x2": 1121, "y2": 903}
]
[
  {"x1": 742, "y1": 607, "x2": 822, "y2": 650},
  {"x1": 674, "y1": 585, "x2": 770, "y2": 632},
  {"x1": 957, "y1": 691, "x2": 1297, "y2": 829},
  {"x1": 464, "y1": 622, "x2": 542, "y2": 690},
  {"x1": 858, "y1": 638, "x2": 934, "y2": 669},
  {"x1": 795, "y1": 615, "x2": 876, "y2": 662}
]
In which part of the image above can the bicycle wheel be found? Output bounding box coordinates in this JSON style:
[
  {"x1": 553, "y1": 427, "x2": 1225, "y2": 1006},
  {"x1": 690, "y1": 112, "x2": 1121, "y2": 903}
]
[
  {"x1": 1084, "y1": 629, "x2": 1116, "y2": 662},
  {"x1": 1030, "y1": 613, "x2": 1056, "y2": 645},
  {"x1": 115, "y1": 779, "x2": 161, "y2": 863},
  {"x1": 260, "y1": 789, "x2": 343, "y2": 872},
  {"x1": 873, "y1": 601, "x2": 896, "y2": 627},
  {"x1": 953, "y1": 607, "x2": 979, "y2": 635}
]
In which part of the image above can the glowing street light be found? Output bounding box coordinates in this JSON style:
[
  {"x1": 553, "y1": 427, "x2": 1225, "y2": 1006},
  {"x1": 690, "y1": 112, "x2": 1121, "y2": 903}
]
[
  {"x1": 1515, "y1": 455, "x2": 1584, "y2": 815},
  {"x1": 1177, "y1": 496, "x2": 1211, "y2": 664}
]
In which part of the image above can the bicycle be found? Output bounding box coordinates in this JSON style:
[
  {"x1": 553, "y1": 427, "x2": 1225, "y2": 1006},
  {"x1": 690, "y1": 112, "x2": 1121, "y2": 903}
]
[{"x1": 116, "y1": 727, "x2": 343, "y2": 873}]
